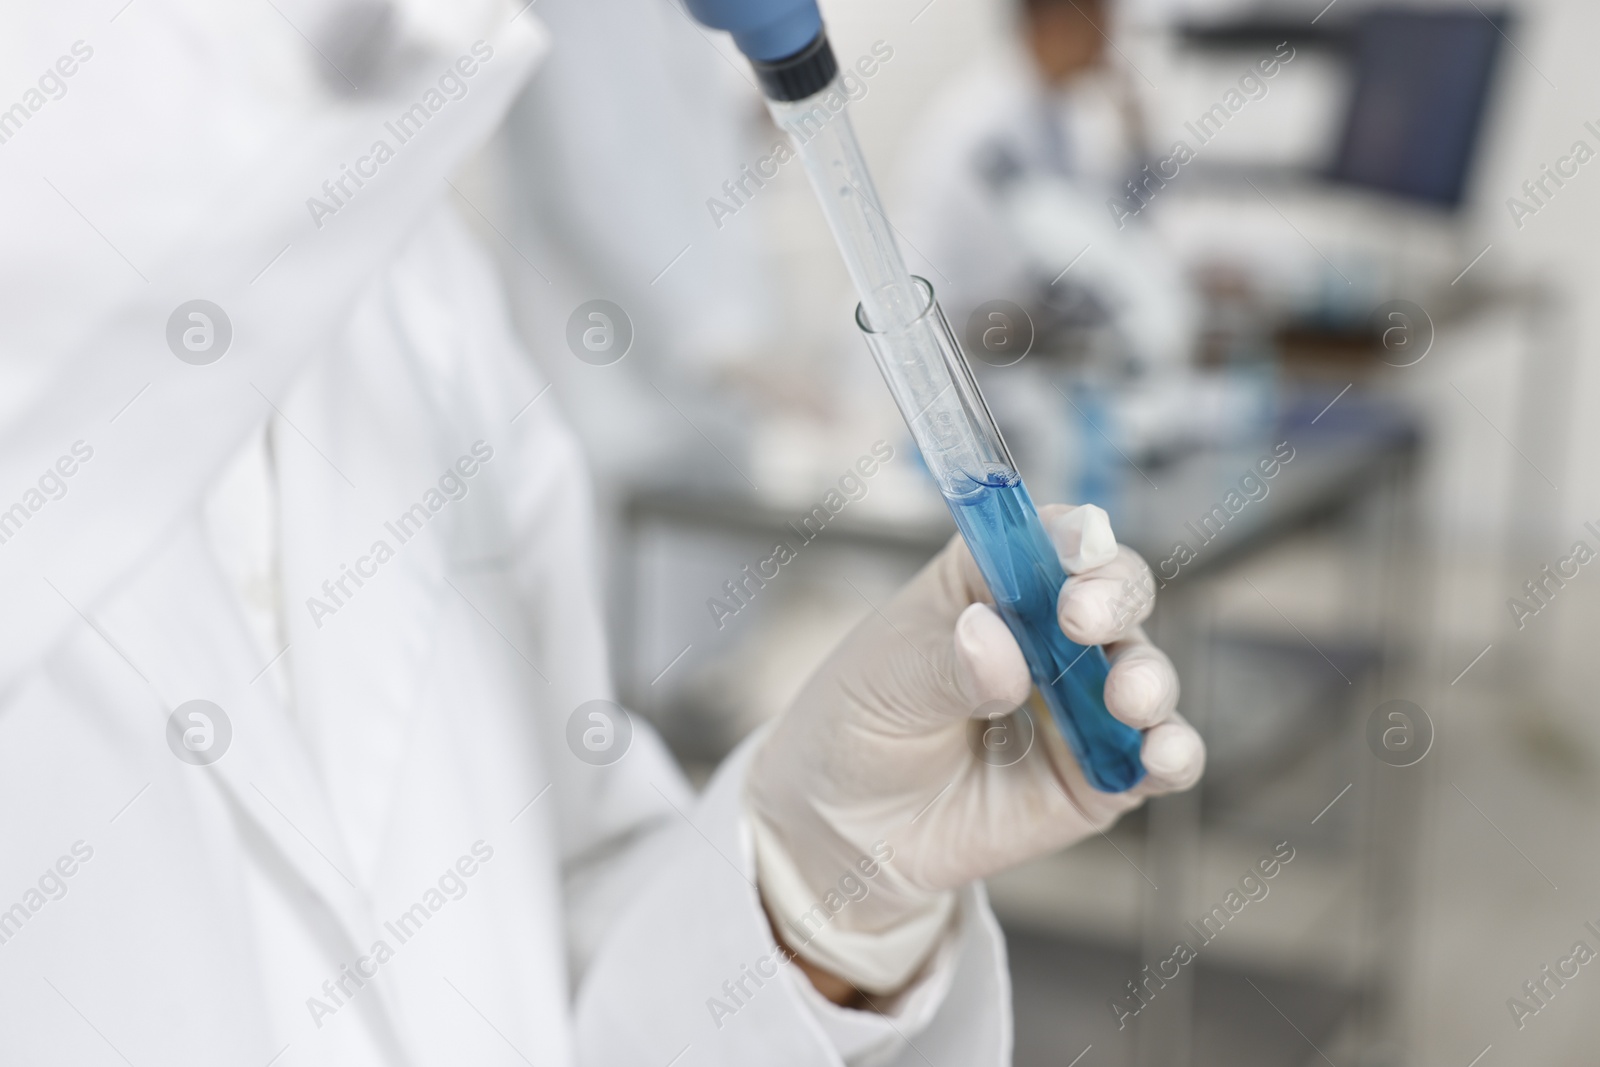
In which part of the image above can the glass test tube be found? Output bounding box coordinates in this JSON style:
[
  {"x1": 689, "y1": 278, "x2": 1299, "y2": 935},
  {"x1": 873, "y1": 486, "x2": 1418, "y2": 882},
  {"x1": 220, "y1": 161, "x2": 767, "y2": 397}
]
[{"x1": 769, "y1": 86, "x2": 1145, "y2": 792}]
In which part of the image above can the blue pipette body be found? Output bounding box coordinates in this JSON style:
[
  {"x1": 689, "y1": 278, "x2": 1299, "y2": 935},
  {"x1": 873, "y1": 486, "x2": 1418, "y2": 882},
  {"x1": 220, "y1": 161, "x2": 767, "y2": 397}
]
[{"x1": 679, "y1": 0, "x2": 819, "y2": 60}]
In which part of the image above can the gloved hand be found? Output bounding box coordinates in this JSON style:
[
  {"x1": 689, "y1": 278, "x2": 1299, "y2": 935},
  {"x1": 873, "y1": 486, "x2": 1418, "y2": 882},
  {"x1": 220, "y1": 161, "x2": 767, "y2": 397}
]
[{"x1": 746, "y1": 504, "x2": 1204, "y2": 996}]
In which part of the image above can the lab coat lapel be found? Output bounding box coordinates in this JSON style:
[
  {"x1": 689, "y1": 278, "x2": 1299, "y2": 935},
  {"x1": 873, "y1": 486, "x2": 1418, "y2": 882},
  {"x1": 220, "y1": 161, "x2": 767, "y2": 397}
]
[
  {"x1": 270, "y1": 290, "x2": 456, "y2": 887},
  {"x1": 278, "y1": 492, "x2": 451, "y2": 887},
  {"x1": 92, "y1": 516, "x2": 380, "y2": 958}
]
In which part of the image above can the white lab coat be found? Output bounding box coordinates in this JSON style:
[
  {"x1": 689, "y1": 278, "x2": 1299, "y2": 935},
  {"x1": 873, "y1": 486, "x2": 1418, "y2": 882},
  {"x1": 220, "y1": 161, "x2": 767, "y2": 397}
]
[{"x1": 0, "y1": 3, "x2": 1009, "y2": 1065}]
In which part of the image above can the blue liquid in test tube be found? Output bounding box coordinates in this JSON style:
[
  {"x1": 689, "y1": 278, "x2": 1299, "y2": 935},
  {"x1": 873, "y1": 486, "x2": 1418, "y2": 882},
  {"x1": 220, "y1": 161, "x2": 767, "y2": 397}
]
[{"x1": 946, "y1": 474, "x2": 1144, "y2": 793}]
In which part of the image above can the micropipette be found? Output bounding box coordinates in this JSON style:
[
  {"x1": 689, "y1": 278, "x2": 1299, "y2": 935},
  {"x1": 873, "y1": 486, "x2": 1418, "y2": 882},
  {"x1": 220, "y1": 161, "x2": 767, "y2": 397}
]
[{"x1": 685, "y1": 0, "x2": 1144, "y2": 792}]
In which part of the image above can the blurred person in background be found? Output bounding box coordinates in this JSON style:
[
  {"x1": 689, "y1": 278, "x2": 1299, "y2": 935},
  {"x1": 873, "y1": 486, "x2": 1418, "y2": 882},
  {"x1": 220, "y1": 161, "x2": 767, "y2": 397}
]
[
  {"x1": 0, "y1": 2, "x2": 1201, "y2": 1065},
  {"x1": 899, "y1": 0, "x2": 1198, "y2": 374}
]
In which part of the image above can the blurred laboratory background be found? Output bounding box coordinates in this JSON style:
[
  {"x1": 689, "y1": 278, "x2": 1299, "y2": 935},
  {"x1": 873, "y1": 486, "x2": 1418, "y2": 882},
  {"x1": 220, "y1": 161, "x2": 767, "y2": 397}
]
[{"x1": 455, "y1": 0, "x2": 1600, "y2": 1062}]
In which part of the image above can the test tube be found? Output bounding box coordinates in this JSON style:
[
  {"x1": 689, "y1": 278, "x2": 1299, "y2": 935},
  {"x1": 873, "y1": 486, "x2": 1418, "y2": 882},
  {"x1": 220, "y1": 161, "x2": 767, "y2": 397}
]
[
  {"x1": 770, "y1": 86, "x2": 1145, "y2": 792},
  {"x1": 855, "y1": 278, "x2": 1145, "y2": 792}
]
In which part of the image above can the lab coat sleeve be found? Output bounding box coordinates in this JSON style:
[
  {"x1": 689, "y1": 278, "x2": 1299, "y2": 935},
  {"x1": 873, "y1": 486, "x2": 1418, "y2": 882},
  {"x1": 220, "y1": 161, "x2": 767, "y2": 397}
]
[
  {"x1": 0, "y1": 5, "x2": 548, "y2": 699},
  {"x1": 569, "y1": 731, "x2": 1013, "y2": 1066}
]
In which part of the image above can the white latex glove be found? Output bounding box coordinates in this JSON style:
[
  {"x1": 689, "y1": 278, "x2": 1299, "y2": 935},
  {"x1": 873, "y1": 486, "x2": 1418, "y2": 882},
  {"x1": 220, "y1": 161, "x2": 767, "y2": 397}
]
[{"x1": 746, "y1": 504, "x2": 1204, "y2": 994}]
